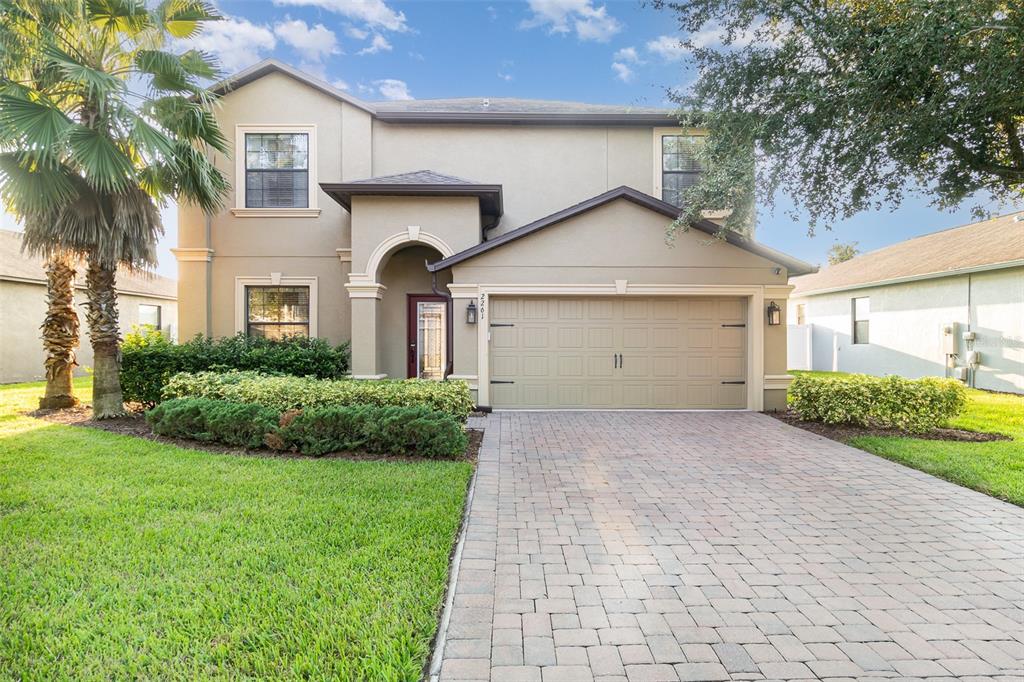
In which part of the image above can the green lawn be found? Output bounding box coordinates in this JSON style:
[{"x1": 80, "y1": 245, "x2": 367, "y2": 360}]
[
  {"x1": 789, "y1": 371, "x2": 1024, "y2": 506},
  {"x1": 0, "y1": 378, "x2": 473, "y2": 680}
]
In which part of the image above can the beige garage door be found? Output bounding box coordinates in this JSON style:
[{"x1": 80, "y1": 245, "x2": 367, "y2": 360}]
[{"x1": 488, "y1": 296, "x2": 747, "y2": 409}]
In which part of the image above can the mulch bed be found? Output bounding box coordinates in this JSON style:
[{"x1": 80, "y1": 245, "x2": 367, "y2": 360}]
[
  {"x1": 770, "y1": 409, "x2": 1009, "y2": 443},
  {"x1": 28, "y1": 406, "x2": 483, "y2": 463}
]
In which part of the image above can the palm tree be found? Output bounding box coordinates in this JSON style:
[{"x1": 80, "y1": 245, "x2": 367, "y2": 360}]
[
  {"x1": 39, "y1": 252, "x2": 80, "y2": 409},
  {"x1": 0, "y1": 0, "x2": 229, "y2": 417}
]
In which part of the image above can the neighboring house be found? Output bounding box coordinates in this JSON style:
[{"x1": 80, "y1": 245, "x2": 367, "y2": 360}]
[
  {"x1": 788, "y1": 212, "x2": 1024, "y2": 394},
  {"x1": 0, "y1": 230, "x2": 177, "y2": 384},
  {"x1": 175, "y1": 60, "x2": 815, "y2": 410}
]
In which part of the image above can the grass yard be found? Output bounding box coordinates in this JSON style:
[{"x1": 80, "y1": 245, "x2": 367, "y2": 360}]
[
  {"x1": 0, "y1": 377, "x2": 473, "y2": 680},
  {"x1": 790, "y1": 371, "x2": 1024, "y2": 506}
]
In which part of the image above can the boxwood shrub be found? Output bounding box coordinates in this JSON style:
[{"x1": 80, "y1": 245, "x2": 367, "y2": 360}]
[
  {"x1": 163, "y1": 370, "x2": 475, "y2": 422},
  {"x1": 788, "y1": 373, "x2": 967, "y2": 432},
  {"x1": 121, "y1": 329, "x2": 350, "y2": 406},
  {"x1": 145, "y1": 398, "x2": 467, "y2": 457}
]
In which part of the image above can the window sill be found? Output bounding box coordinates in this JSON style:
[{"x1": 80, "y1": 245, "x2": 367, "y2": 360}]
[{"x1": 230, "y1": 208, "x2": 321, "y2": 218}]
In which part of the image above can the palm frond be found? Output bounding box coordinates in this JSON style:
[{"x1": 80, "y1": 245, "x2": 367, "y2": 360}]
[
  {"x1": 67, "y1": 124, "x2": 136, "y2": 192},
  {"x1": 157, "y1": 0, "x2": 221, "y2": 39},
  {"x1": 0, "y1": 151, "x2": 78, "y2": 215},
  {"x1": 171, "y1": 140, "x2": 227, "y2": 214},
  {"x1": 0, "y1": 93, "x2": 74, "y2": 148},
  {"x1": 42, "y1": 43, "x2": 124, "y2": 101},
  {"x1": 87, "y1": 0, "x2": 151, "y2": 35},
  {"x1": 135, "y1": 49, "x2": 190, "y2": 92},
  {"x1": 178, "y1": 49, "x2": 219, "y2": 80},
  {"x1": 147, "y1": 95, "x2": 228, "y2": 153},
  {"x1": 126, "y1": 109, "x2": 176, "y2": 161}
]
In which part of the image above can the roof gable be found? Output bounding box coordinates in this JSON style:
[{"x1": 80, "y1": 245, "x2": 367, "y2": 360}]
[{"x1": 427, "y1": 186, "x2": 815, "y2": 276}]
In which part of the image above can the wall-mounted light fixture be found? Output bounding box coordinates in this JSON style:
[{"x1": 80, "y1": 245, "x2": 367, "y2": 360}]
[
  {"x1": 466, "y1": 300, "x2": 478, "y2": 325},
  {"x1": 766, "y1": 301, "x2": 782, "y2": 326}
]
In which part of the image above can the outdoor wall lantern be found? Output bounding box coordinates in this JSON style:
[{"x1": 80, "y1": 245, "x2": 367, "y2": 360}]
[
  {"x1": 466, "y1": 300, "x2": 478, "y2": 325},
  {"x1": 766, "y1": 301, "x2": 782, "y2": 326}
]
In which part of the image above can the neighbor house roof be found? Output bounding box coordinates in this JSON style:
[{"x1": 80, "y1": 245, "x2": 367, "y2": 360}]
[
  {"x1": 321, "y1": 171, "x2": 503, "y2": 229},
  {"x1": 212, "y1": 60, "x2": 677, "y2": 126},
  {"x1": 426, "y1": 186, "x2": 817, "y2": 276},
  {"x1": 791, "y1": 211, "x2": 1024, "y2": 297},
  {"x1": 0, "y1": 230, "x2": 177, "y2": 299}
]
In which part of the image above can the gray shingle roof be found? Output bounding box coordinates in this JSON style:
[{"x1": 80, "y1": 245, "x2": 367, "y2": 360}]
[
  {"x1": 347, "y1": 170, "x2": 481, "y2": 185},
  {"x1": 373, "y1": 97, "x2": 673, "y2": 116},
  {"x1": 791, "y1": 211, "x2": 1024, "y2": 296}
]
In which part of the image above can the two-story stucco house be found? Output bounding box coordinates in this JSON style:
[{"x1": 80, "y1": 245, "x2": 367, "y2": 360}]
[{"x1": 174, "y1": 60, "x2": 815, "y2": 411}]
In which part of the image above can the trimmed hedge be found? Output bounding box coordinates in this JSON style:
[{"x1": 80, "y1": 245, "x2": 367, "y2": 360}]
[
  {"x1": 121, "y1": 329, "x2": 350, "y2": 406},
  {"x1": 145, "y1": 398, "x2": 280, "y2": 449},
  {"x1": 163, "y1": 371, "x2": 476, "y2": 422},
  {"x1": 146, "y1": 398, "x2": 467, "y2": 458},
  {"x1": 788, "y1": 373, "x2": 967, "y2": 433}
]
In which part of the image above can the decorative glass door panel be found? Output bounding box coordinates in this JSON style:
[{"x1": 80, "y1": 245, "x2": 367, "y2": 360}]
[{"x1": 409, "y1": 298, "x2": 446, "y2": 380}]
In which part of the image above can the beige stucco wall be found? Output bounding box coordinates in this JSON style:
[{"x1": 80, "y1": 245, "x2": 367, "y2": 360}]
[
  {"x1": 350, "y1": 196, "x2": 481, "y2": 278},
  {"x1": 0, "y1": 280, "x2": 177, "y2": 384},
  {"x1": 177, "y1": 70, "x2": 367, "y2": 342},
  {"x1": 371, "y1": 123, "x2": 653, "y2": 236}
]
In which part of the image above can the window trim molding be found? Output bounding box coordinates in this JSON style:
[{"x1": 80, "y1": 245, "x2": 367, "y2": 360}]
[
  {"x1": 651, "y1": 126, "x2": 704, "y2": 203},
  {"x1": 233, "y1": 124, "x2": 319, "y2": 216},
  {"x1": 235, "y1": 275, "x2": 318, "y2": 337}
]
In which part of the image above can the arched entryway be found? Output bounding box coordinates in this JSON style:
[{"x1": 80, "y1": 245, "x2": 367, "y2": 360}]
[{"x1": 378, "y1": 244, "x2": 452, "y2": 379}]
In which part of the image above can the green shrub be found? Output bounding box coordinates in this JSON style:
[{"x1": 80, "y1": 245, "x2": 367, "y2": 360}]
[
  {"x1": 788, "y1": 373, "x2": 967, "y2": 432},
  {"x1": 144, "y1": 398, "x2": 467, "y2": 457},
  {"x1": 121, "y1": 329, "x2": 350, "y2": 406},
  {"x1": 145, "y1": 398, "x2": 280, "y2": 449},
  {"x1": 281, "y1": 405, "x2": 468, "y2": 457},
  {"x1": 163, "y1": 371, "x2": 476, "y2": 422}
]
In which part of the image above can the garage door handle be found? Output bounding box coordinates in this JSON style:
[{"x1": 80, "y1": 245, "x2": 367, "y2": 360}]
[
  {"x1": 490, "y1": 380, "x2": 514, "y2": 384},
  {"x1": 721, "y1": 380, "x2": 746, "y2": 385},
  {"x1": 489, "y1": 323, "x2": 514, "y2": 328},
  {"x1": 721, "y1": 323, "x2": 747, "y2": 328}
]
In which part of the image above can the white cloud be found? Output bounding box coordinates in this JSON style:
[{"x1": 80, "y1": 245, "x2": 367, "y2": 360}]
[
  {"x1": 690, "y1": 23, "x2": 759, "y2": 49},
  {"x1": 345, "y1": 25, "x2": 369, "y2": 40},
  {"x1": 613, "y1": 46, "x2": 641, "y2": 63},
  {"x1": 274, "y1": 0, "x2": 409, "y2": 32},
  {"x1": 611, "y1": 62, "x2": 633, "y2": 82},
  {"x1": 274, "y1": 19, "x2": 340, "y2": 62},
  {"x1": 374, "y1": 78, "x2": 412, "y2": 100},
  {"x1": 358, "y1": 34, "x2": 392, "y2": 55},
  {"x1": 521, "y1": 0, "x2": 622, "y2": 42},
  {"x1": 646, "y1": 35, "x2": 687, "y2": 62},
  {"x1": 498, "y1": 59, "x2": 514, "y2": 81},
  {"x1": 409, "y1": 51, "x2": 425, "y2": 61},
  {"x1": 181, "y1": 16, "x2": 276, "y2": 72},
  {"x1": 333, "y1": 79, "x2": 351, "y2": 90}
]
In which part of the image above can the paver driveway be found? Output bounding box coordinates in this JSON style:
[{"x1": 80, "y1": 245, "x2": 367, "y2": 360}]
[{"x1": 434, "y1": 411, "x2": 1024, "y2": 682}]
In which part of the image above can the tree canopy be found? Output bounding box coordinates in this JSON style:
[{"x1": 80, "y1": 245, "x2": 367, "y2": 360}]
[
  {"x1": 827, "y1": 241, "x2": 859, "y2": 264},
  {"x1": 657, "y1": 0, "x2": 1023, "y2": 235}
]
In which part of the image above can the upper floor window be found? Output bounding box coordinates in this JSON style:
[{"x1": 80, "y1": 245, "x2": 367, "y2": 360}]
[
  {"x1": 795, "y1": 303, "x2": 806, "y2": 326},
  {"x1": 246, "y1": 285, "x2": 310, "y2": 339},
  {"x1": 852, "y1": 297, "x2": 870, "y2": 344},
  {"x1": 660, "y1": 134, "x2": 703, "y2": 207},
  {"x1": 245, "y1": 133, "x2": 309, "y2": 208}
]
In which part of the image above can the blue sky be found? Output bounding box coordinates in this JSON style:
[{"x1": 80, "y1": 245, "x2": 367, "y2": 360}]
[{"x1": 2, "y1": 0, "x2": 1016, "y2": 277}]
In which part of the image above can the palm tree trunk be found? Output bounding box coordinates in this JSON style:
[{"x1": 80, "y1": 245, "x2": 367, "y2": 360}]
[
  {"x1": 85, "y1": 257, "x2": 124, "y2": 418},
  {"x1": 39, "y1": 255, "x2": 80, "y2": 409}
]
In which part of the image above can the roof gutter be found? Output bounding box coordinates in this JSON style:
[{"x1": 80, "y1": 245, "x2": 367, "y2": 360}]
[{"x1": 374, "y1": 111, "x2": 679, "y2": 127}]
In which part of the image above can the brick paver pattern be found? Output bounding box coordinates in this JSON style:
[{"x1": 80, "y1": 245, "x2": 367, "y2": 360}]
[{"x1": 437, "y1": 411, "x2": 1024, "y2": 681}]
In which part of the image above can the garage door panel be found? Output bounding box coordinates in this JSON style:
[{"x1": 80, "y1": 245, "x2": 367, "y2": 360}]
[
  {"x1": 557, "y1": 326, "x2": 584, "y2": 348},
  {"x1": 489, "y1": 296, "x2": 747, "y2": 409}
]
